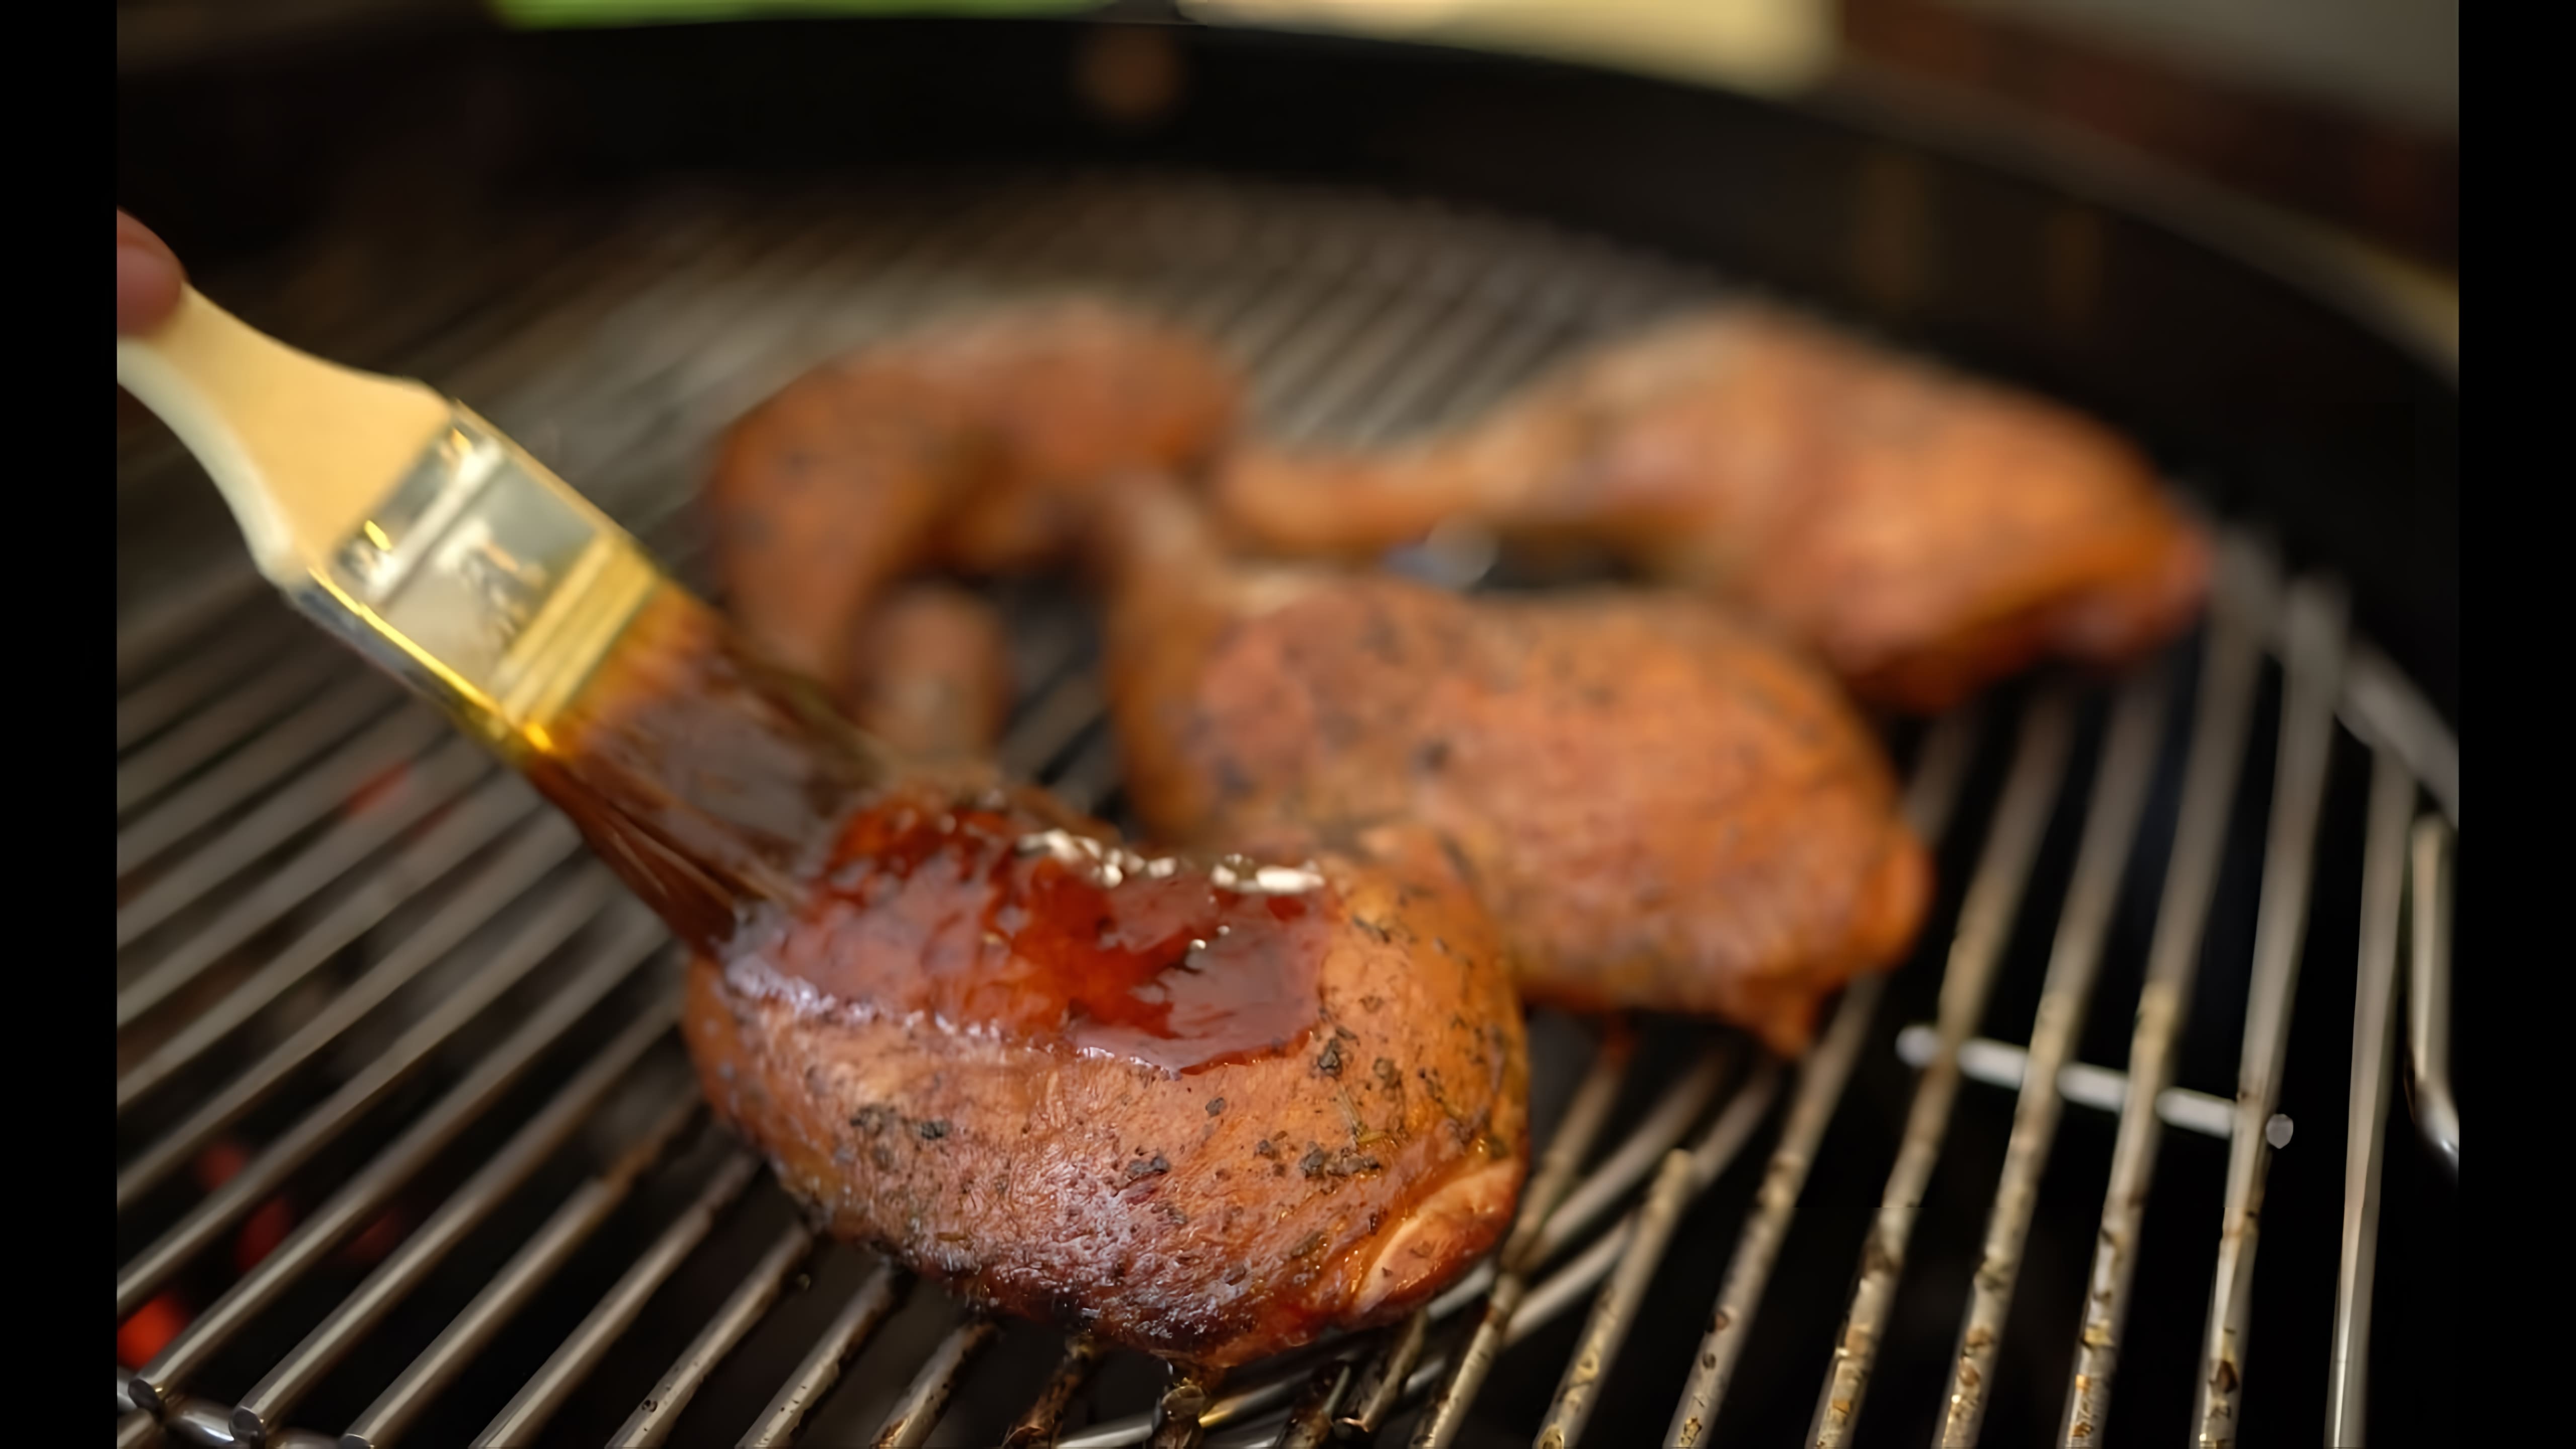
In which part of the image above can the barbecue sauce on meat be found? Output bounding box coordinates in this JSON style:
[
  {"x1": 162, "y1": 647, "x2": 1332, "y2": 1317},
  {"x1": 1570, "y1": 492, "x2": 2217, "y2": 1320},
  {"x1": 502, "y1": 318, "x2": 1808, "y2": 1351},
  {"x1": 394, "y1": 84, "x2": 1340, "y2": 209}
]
[
  {"x1": 745, "y1": 800, "x2": 1329, "y2": 1073},
  {"x1": 515, "y1": 581, "x2": 1529, "y2": 1368},
  {"x1": 521, "y1": 583, "x2": 1325, "y2": 1075}
]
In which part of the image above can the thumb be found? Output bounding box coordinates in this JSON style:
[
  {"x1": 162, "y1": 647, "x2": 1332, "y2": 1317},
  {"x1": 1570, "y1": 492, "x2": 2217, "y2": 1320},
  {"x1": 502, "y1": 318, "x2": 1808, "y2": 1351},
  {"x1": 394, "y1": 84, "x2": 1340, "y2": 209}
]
[{"x1": 119, "y1": 210, "x2": 186, "y2": 336}]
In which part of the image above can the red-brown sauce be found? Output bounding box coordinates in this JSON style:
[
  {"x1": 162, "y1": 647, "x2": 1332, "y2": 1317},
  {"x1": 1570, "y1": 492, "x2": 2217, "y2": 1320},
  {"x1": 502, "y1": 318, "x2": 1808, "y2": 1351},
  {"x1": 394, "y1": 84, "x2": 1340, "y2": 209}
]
[
  {"x1": 530, "y1": 585, "x2": 1326, "y2": 1073},
  {"x1": 737, "y1": 792, "x2": 1329, "y2": 1073}
]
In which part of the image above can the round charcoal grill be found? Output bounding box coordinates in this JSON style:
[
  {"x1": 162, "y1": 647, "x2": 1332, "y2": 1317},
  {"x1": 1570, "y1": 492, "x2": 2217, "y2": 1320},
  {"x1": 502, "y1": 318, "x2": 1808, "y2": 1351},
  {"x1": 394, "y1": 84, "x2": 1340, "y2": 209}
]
[{"x1": 116, "y1": 24, "x2": 2458, "y2": 1449}]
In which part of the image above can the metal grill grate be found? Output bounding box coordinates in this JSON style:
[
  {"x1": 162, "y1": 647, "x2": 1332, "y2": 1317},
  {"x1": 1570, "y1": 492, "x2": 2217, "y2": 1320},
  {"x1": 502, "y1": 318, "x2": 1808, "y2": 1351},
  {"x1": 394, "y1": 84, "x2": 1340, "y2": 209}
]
[{"x1": 114, "y1": 175, "x2": 2459, "y2": 1449}]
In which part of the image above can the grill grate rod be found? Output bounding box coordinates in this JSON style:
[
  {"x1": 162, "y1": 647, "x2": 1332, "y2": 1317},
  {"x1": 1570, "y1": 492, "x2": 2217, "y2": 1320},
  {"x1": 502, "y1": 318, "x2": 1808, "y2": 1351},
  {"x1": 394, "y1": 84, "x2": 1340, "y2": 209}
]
[
  {"x1": 1936, "y1": 666, "x2": 2172, "y2": 1444},
  {"x1": 117, "y1": 645, "x2": 349, "y2": 816},
  {"x1": 488, "y1": 201, "x2": 937, "y2": 497},
  {"x1": 1663, "y1": 708, "x2": 1980, "y2": 1447},
  {"x1": 873, "y1": 1314, "x2": 1005, "y2": 1449},
  {"x1": 1529, "y1": 1041, "x2": 1785, "y2": 1449},
  {"x1": 337, "y1": 1091, "x2": 708, "y2": 1449},
  {"x1": 2056, "y1": 543, "x2": 2273, "y2": 1445},
  {"x1": 1809, "y1": 689, "x2": 2078, "y2": 1446},
  {"x1": 608, "y1": 1218, "x2": 820, "y2": 1447},
  {"x1": 115, "y1": 777, "x2": 549, "y2": 1117},
  {"x1": 117, "y1": 869, "x2": 621, "y2": 1308},
  {"x1": 1526, "y1": 1043, "x2": 1735, "y2": 1267},
  {"x1": 2324, "y1": 745, "x2": 2417, "y2": 1447},
  {"x1": 2333, "y1": 641, "x2": 2456, "y2": 830},
  {"x1": 115, "y1": 713, "x2": 464, "y2": 966},
  {"x1": 115, "y1": 819, "x2": 588, "y2": 1209},
  {"x1": 1535, "y1": 1149, "x2": 1701, "y2": 1449},
  {"x1": 2193, "y1": 577, "x2": 2352, "y2": 1446},
  {"x1": 1513, "y1": 1055, "x2": 1784, "y2": 1343},
  {"x1": 1145, "y1": 1366, "x2": 1225, "y2": 1449},
  {"x1": 736, "y1": 1259, "x2": 911, "y2": 1449},
  {"x1": 1271, "y1": 1357, "x2": 1356, "y2": 1449},
  {"x1": 1322, "y1": 238, "x2": 1559, "y2": 449},
  {"x1": 999, "y1": 675, "x2": 1111, "y2": 788},
  {"x1": 116, "y1": 567, "x2": 270, "y2": 690},
  {"x1": 231, "y1": 1007, "x2": 683, "y2": 1438},
  {"x1": 1400, "y1": 1030, "x2": 1641, "y2": 1449},
  {"x1": 1334, "y1": 1292, "x2": 1432, "y2": 1439},
  {"x1": 471, "y1": 1149, "x2": 764, "y2": 1447},
  {"x1": 119, "y1": 673, "x2": 406, "y2": 878},
  {"x1": 1005, "y1": 1335, "x2": 1113, "y2": 1448},
  {"x1": 116, "y1": 610, "x2": 307, "y2": 753},
  {"x1": 1891, "y1": 1026, "x2": 2240, "y2": 1138},
  {"x1": 2406, "y1": 816, "x2": 2456, "y2": 1175},
  {"x1": 126, "y1": 907, "x2": 669, "y2": 1409}
]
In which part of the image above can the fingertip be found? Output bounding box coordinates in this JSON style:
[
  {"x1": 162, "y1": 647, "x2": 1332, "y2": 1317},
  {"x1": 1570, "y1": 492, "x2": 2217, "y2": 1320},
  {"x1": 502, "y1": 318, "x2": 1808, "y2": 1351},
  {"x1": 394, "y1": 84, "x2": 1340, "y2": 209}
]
[{"x1": 118, "y1": 210, "x2": 186, "y2": 336}]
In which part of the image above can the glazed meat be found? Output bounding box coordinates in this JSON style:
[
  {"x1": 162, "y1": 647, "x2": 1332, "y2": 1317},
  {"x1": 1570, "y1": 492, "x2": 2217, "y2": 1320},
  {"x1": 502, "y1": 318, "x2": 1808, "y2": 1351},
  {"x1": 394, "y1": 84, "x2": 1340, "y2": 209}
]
[
  {"x1": 682, "y1": 786, "x2": 1528, "y2": 1366},
  {"x1": 842, "y1": 581, "x2": 1013, "y2": 761},
  {"x1": 1213, "y1": 305, "x2": 2209, "y2": 711},
  {"x1": 540, "y1": 588, "x2": 1527, "y2": 1367},
  {"x1": 1091, "y1": 478, "x2": 1929, "y2": 1055},
  {"x1": 707, "y1": 299, "x2": 1242, "y2": 703}
]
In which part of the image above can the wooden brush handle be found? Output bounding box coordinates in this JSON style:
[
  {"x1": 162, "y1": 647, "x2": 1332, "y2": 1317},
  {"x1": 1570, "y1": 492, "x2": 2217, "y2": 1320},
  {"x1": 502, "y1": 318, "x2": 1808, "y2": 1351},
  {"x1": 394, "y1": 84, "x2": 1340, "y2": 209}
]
[{"x1": 114, "y1": 285, "x2": 453, "y2": 587}]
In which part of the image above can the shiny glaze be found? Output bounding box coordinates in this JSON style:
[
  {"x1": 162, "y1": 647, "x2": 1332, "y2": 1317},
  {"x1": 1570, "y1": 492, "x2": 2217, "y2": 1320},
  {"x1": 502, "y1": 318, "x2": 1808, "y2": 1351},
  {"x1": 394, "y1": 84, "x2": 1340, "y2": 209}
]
[
  {"x1": 681, "y1": 815, "x2": 1530, "y2": 1366},
  {"x1": 730, "y1": 790, "x2": 1331, "y2": 1074},
  {"x1": 531, "y1": 583, "x2": 1329, "y2": 1076},
  {"x1": 541, "y1": 583, "x2": 1528, "y2": 1365}
]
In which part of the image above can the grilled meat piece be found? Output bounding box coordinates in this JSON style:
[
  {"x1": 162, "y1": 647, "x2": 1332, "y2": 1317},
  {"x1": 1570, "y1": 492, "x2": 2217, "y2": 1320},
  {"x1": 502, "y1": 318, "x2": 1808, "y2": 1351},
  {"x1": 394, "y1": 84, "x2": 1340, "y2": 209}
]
[
  {"x1": 842, "y1": 581, "x2": 1013, "y2": 761},
  {"x1": 707, "y1": 299, "x2": 1241, "y2": 700},
  {"x1": 1213, "y1": 305, "x2": 2208, "y2": 711},
  {"x1": 682, "y1": 784, "x2": 1528, "y2": 1367},
  {"x1": 1092, "y1": 478, "x2": 1929, "y2": 1055},
  {"x1": 548, "y1": 589, "x2": 1528, "y2": 1367}
]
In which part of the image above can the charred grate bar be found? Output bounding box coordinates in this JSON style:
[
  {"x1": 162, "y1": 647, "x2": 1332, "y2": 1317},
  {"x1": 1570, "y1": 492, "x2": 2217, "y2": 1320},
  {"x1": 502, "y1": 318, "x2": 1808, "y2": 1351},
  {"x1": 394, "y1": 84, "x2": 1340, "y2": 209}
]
[{"x1": 113, "y1": 175, "x2": 2457, "y2": 1449}]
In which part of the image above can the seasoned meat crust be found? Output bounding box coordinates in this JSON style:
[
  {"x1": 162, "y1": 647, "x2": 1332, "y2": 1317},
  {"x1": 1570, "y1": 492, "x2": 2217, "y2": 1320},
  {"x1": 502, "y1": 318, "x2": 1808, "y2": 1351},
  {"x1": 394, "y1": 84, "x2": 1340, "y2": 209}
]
[
  {"x1": 707, "y1": 300, "x2": 1241, "y2": 704},
  {"x1": 537, "y1": 588, "x2": 1530, "y2": 1369},
  {"x1": 1213, "y1": 304, "x2": 2208, "y2": 711},
  {"x1": 1093, "y1": 481, "x2": 1928, "y2": 1055},
  {"x1": 681, "y1": 782, "x2": 1528, "y2": 1367}
]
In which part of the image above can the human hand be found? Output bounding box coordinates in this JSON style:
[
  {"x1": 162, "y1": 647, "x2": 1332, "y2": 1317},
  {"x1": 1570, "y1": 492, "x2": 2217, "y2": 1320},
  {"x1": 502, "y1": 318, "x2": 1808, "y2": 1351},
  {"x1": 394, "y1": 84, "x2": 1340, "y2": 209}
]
[{"x1": 119, "y1": 211, "x2": 185, "y2": 336}]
